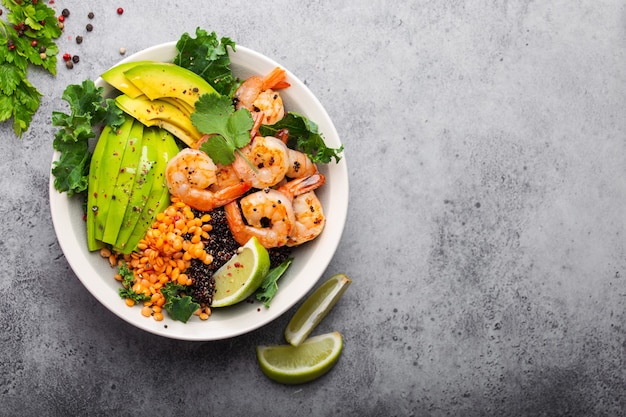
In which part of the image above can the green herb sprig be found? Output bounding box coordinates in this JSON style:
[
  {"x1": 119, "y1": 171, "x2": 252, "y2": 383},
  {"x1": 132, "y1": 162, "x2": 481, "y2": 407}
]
[{"x1": 0, "y1": 0, "x2": 62, "y2": 137}]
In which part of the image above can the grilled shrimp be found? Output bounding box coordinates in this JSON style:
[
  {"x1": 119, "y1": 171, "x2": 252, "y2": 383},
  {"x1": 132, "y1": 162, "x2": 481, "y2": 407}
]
[
  {"x1": 234, "y1": 67, "x2": 290, "y2": 125},
  {"x1": 165, "y1": 148, "x2": 251, "y2": 212},
  {"x1": 232, "y1": 136, "x2": 290, "y2": 189},
  {"x1": 286, "y1": 148, "x2": 318, "y2": 179},
  {"x1": 224, "y1": 188, "x2": 296, "y2": 248},
  {"x1": 277, "y1": 173, "x2": 326, "y2": 246}
]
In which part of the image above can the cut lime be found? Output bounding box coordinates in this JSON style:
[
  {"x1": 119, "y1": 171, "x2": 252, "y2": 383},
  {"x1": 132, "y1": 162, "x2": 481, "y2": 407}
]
[
  {"x1": 285, "y1": 273, "x2": 352, "y2": 346},
  {"x1": 210, "y1": 237, "x2": 270, "y2": 307},
  {"x1": 257, "y1": 332, "x2": 343, "y2": 384}
]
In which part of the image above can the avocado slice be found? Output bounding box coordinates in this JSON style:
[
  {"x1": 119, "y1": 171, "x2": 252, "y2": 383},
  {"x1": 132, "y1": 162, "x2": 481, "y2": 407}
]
[
  {"x1": 115, "y1": 94, "x2": 203, "y2": 147},
  {"x1": 93, "y1": 116, "x2": 135, "y2": 242},
  {"x1": 123, "y1": 62, "x2": 218, "y2": 108},
  {"x1": 123, "y1": 128, "x2": 180, "y2": 252},
  {"x1": 86, "y1": 124, "x2": 113, "y2": 251},
  {"x1": 101, "y1": 60, "x2": 161, "y2": 98},
  {"x1": 112, "y1": 128, "x2": 158, "y2": 253},
  {"x1": 101, "y1": 120, "x2": 145, "y2": 245}
]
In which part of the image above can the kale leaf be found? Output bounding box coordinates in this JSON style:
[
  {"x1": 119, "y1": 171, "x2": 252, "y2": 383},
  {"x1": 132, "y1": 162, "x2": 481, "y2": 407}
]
[
  {"x1": 161, "y1": 282, "x2": 200, "y2": 323},
  {"x1": 174, "y1": 28, "x2": 238, "y2": 97},
  {"x1": 51, "y1": 80, "x2": 125, "y2": 196},
  {"x1": 259, "y1": 112, "x2": 343, "y2": 164},
  {"x1": 256, "y1": 258, "x2": 293, "y2": 308}
]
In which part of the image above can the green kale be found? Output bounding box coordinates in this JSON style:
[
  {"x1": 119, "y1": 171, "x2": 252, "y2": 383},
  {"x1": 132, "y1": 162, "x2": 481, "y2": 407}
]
[
  {"x1": 259, "y1": 112, "x2": 343, "y2": 164},
  {"x1": 117, "y1": 261, "x2": 149, "y2": 303},
  {"x1": 161, "y1": 282, "x2": 200, "y2": 323},
  {"x1": 174, "y1": 27, "x2": 238, "y2": 97},
  {"x1": 192, "y1": 93, "x2": 254, "y2": 165},
  {"x1": 51, "y1": 80, "x2": 125, "y2": 196},
  {"x1": 256, "y1": 258, "x2": 293, "y2": 308}
]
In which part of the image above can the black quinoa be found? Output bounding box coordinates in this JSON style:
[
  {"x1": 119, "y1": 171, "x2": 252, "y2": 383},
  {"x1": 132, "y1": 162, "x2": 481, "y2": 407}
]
[{"x1": 186, "y1": 207, "x2": 293, "y2": 305}]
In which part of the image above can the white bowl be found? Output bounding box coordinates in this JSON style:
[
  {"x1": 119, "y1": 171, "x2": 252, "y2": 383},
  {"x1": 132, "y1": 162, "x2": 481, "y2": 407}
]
[{"x1": 49, "y1": 42, "x2": 349, "y2": 341}]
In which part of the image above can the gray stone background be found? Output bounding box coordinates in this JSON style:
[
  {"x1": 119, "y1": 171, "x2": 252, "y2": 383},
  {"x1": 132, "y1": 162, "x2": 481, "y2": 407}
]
[{"x1": 1, "y1": 1, "x2": 624, "y2": 416}]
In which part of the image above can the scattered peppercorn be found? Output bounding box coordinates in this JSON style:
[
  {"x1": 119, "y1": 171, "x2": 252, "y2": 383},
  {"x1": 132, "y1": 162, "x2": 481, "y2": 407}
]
[
  {"x1": 72, "y1": 55, "x2": 79, "y2": 64},
  {"x1": 88, "y1": 12, "x2": 94, "y2": 19},
  {"x1": 119, "y1": 47, "x2": 126, "y2": 55},
  {"x1": 30, "y1": 40, "x2": 38, "y2": 47},
  {"x1": 39, "y1": 52, "x2": 47, "y2": 60},
  {"x1": 62, "y1": 53, "x2": 71, "y2": 61},
  {"x1": 61, "y1": 8, "x2": 70, "y2": 17},
  {"x1": 116, "y1": 7, "x2": 124, "y2": 15},
  {"x1": 58, "y1": 15, "x2": 64, "y2": 22},
  {"x1": 76, "y1": 35, "x2": 83, "y2": 44},
  {"x1": 39, "y1": 45, "x2": 46, "y2": 53},
  {"x1": 86, "y1": 23, "x2": 93, "y2": 32},
  {"x1": 65, "y1": 60, "x2": 74, "y2": 69},
  {"x1": 58, "y1": 22, "x2": 64, "y2": 29},
  {"x1": 0, "y1": 9, "x2": 3, "y2": 16}
]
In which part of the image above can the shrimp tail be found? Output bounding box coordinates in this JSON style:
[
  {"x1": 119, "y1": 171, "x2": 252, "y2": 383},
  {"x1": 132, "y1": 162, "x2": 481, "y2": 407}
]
[
  {"x1": 262, "y1": 67, "x2": 291, "y2": 90},
  {"x1": 278, "y1": 173, "x2": 326, "y2": 199}
]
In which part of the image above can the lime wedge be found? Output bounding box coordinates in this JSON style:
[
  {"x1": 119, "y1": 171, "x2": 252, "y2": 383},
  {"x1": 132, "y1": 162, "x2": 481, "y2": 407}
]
[
  {"x1": 256, "y1": 332, "x2": 343, "y2": 384},
  {"x1": 285, "y1": 273, "x2": 352, "y2": 346},
  {"x1": 211, "y1": 237, "x2": 270, "y2": 307}
]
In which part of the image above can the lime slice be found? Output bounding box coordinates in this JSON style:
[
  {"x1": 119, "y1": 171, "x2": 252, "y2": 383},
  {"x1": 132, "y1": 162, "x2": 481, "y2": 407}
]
[
  {"x1": 210, "y1": 237, "x2": 270, "y2": 307},
  {"x1": 256, "y1": 332, "x2": 343, "y2": 384},
  {"x1": 285, "y1": 273, "x2": 352, "y2": 346}
]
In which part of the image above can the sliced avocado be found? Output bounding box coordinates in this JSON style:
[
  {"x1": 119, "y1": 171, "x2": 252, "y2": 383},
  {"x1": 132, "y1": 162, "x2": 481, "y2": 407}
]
[
  {"x1": 86, "y1": 124, "x2": 113, "y2": 251},
  {"x1": 101, "y1": 61, "x2": 160, "y2": 98},
  {"x1": 124, "y1": 128, "x2": 180, "y2": 252},
  {"x1": 115, "y1": 94, "x2": 203, "y2": 147},
  {"x1": 94, "y1": 116, "x2": 135, "y2": 242},
  {"x1": 123, "y1": 62, "x2": 218, "y2": 108},
  {"x1": 161, "y1": 97, "x2": 195, "y2": 116},
  {"x1": 113, "y1": 128, "x2": 159, "y2": 253},
  {"x1": 101, "y1": 120, "x2": 145, "y2": 245}
]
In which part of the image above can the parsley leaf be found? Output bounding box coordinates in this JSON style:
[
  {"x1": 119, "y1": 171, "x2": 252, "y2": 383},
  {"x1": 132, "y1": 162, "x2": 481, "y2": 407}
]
[
  {"x1": 259, "y1": 112, "x2": 343, "y2": 164},
  {"x1": 0, "y1": 0, "x2": 61, "y2": 136},
  {"x1": 256, "y1": 258, "x2": 293, "y2": 308},
  {"x1": 174, "y1": 28, "x2": 238, "y2": 96},
  {"x1": 51, "y1": 80, "x2": 125, "y2": 196},
  {"x1": 161, "y1": 282, "x2": 200, "y2": 323},
  {"x1": 192, "y1": 93, "x2": 254, "y2": 165}
]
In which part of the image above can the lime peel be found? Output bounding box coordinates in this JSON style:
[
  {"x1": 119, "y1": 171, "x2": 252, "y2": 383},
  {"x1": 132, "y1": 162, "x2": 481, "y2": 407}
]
[
  {"x1": 285, "y1": 273, "x2": 352, "y2": 346},
  {"x1": 256, "y1": 332, "x2": 343, "y2": 385}
]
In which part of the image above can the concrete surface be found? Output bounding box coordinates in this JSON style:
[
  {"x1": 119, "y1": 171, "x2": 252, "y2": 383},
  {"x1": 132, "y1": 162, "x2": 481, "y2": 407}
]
[{"x1": 1, "y1": 1, "x2": 624, "y2": 416}]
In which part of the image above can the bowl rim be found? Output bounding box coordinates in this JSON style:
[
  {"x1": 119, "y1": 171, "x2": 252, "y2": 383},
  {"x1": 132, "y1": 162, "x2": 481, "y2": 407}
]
[{"x1": 49, "y1": 41, "x2": 349, "y2": 341}]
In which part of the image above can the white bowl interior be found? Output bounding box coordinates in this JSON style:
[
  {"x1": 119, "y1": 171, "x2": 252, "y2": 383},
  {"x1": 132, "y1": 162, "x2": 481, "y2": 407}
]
[{"x1": 49, "y1": 42, "x2": 349, "y2": 341}]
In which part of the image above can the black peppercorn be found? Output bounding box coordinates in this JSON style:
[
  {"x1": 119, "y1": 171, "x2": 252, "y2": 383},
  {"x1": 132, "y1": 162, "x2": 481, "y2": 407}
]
[
  {"x1": 72, "y1": 55, "x2": 79, "y2": 64},
  {"x1": 88, "y1": 12, "x2": 94, "y2": 19},
  {"x1": 65, "y1": 60, "x2": 74, "y2": 69},
  {"x1": 76, "y1": 35, "x2": 83, "y2": 44},
  {"x1": 86, "y1": 23, "x2": 93, "y2": 32},
  {"x1": 38, "y1": 45, "x2": 46, "y2": 53},
  {"x1": 61, "y1": 8, "x2": 70, "y2": 17}
]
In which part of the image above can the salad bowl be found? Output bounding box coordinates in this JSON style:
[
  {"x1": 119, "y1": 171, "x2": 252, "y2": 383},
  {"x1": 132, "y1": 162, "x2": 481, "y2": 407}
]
[{"x1": 49, "y1": 42, "x2": 349, "y2": 341}]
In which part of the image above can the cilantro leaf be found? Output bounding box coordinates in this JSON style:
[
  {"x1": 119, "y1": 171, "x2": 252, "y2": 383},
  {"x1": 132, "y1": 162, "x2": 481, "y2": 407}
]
[
  {"x1": 256, "y1": 258, "x2": 293, "y2": 308},
  {"x1": 192, "y1": 93, "x2": 253, "y2": 165},
  {"x1": 174, "y1": 28, "x2": 238, "y2": 96},
  {"x1": 259, "y1": 113, "x2": 343, "y2": 164},
  {"x1": 161, "y1": 282, "x2": 200, "y2": 323}
]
